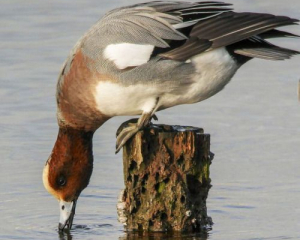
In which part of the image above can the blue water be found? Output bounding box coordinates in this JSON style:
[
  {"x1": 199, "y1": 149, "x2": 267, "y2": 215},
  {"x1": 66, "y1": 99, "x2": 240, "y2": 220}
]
[{"x1": 1, "y1": 0, "x2": 300, "y2": 239}]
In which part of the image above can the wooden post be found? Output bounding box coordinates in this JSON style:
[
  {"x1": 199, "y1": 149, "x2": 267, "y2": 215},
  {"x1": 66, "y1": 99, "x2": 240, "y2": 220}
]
[{"x1": 117, "y1": 123, "x2": 212, "y2": 232}]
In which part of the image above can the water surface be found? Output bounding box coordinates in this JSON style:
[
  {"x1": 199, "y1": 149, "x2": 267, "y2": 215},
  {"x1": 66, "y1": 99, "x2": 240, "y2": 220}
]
[{"x1": 1, "y1": 0, "x2": 300, "y2": 239}]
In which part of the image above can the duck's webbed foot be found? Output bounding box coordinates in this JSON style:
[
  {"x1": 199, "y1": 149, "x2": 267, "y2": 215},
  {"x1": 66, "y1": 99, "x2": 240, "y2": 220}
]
[
  {"x1": 151, "y1": 114, "x2": 158, "y2": 121},
  {"x1": 116, "y1": 118, "x2": 139, "y2": 138},
  {"x1": 115, "y1": 113, "x2": 153, "y2": 154},
  {"x1": 115, "y1": 112, "x2": 156, "y2": 154},
  {"x1": 115, "y1": 115, "x2": 158, "y2": 138}
]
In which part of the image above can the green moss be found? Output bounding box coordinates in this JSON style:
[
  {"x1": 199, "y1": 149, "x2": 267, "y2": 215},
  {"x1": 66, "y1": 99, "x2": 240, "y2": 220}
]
[
  {"x1": 202, "y1": 162, "x2": 209, "y2": 180},
  {"x1": 139, "y1": 162, "x2": 145, "y2": 171},
  {"x1": 158, "y1": 182, "x2": 166, "y2": 193}
]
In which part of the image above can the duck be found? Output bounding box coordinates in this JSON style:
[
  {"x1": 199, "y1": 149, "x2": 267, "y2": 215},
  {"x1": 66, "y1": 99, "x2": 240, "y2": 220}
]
[{"x1": 42, "y1": 1, "x2": 299, "y2": 231}]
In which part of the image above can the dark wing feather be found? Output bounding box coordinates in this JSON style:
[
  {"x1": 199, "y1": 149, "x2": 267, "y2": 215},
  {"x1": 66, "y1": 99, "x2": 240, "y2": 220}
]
[
  {"x1": 130, "y1": 1, "x2": 232, "y2": 13},
  {"x1": 195, "y1": 12, "x2": 298, "y2": 48},
  {"x1": 258, "y1": 29, "x2": 300, "y2": 39},
  {"x1": 161, "y1": 11, "x2": 298, "y2": 61},
  {"x1": 160, "y1": 38, "x2": 212, "y2": 61},
  {"x1": 226, "y1": 36, "x2": 299, "y2": 63},
  {"x1": 148, "y1": 1, "x2": 233, "y2": 58},
  {"x1": 234, "y1": 47, "x2": 298, "y2": 60}
]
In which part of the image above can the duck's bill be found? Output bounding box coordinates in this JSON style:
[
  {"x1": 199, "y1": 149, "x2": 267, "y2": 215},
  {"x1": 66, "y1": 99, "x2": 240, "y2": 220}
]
[{"x1": 58, "y1": 199, "x2": 77, "y2": 231}]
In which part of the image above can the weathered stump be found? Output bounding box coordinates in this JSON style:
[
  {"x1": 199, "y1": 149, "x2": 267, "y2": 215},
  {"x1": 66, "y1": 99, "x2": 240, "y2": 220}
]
[{"x1": 118, "y1": 123, "x2": 212, "y2": 232}]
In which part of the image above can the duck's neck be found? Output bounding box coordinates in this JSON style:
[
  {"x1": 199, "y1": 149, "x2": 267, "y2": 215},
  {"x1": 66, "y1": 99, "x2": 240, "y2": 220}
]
[{"x1": 49, "y1": 127, "x2": 94, "y2": 174}]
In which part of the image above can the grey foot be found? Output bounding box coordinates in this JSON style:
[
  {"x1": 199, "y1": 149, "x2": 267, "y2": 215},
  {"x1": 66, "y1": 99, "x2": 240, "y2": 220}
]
[
  {"x1": 209, "y1": 151, "x2": 215, "y2": 161},
  {"x1": 115, "y1": 115, "x2": 158, "y2": 138},
  {"x1": 115, "y1": 123, "x2": 139, "y2": 154},
  {"x1": 151, "y1": 114, "x2": 158, "y2": 121},
  {"x1": 116, "y1": 118, "x2": 138, "y2": 138},
  {"x1": 115, "y1": 113, "x2": 158, "y2": 154}
]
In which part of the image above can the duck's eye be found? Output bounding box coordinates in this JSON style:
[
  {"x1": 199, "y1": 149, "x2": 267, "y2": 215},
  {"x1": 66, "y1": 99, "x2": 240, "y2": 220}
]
[{"x1": 58, "y1": 176, "x2": 66, "y2": 187}]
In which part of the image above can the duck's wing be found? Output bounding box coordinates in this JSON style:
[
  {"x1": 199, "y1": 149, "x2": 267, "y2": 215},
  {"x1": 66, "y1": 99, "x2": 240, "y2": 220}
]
[
  {"x1": 160, "y1": 11, "x2": 299, "y2": 61},
  {"x1": 81, "y1": 1, "x2": 232, "y2": 70},
  {"x1": 66, "y1": 1, "x2": 298, "y2": 76}
]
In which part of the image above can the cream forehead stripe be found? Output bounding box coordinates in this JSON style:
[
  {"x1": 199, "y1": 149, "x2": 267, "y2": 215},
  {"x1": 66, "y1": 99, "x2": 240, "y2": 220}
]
[{"x1": 43, "y1": 163, "x2": 60, "y2": 200}]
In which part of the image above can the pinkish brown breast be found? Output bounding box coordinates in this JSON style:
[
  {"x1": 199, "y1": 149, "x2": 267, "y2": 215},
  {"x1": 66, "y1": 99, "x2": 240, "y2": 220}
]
[{"x1": 56, "y1": 49, "x2": 111, "y2": 131}]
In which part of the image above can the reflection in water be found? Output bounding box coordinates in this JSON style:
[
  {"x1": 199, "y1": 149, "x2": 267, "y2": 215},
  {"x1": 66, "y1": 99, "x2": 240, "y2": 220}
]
[
  {"x1": 58, "y1": 230, "x2": 72, "y2": 240},
  {"x1": 57, "y1": 225, "x2": 209, "y2": 240},
  {"x1": 57, "y1": 224, "x2": 114, "y2": 240},
  {"x1": 119, "y1": 231, "x2": 209, "y2": 240}
]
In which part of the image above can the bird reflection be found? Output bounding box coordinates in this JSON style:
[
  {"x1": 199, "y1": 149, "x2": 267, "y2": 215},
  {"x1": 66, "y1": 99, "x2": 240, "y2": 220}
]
[{"x1": 58, "y1": 229, "x2": 72, "y2": 240}]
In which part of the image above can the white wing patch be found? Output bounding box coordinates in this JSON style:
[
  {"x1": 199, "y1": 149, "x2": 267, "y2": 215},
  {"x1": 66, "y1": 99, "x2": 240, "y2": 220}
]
[{"x1": 103, "y1": 43, "x2": 154, "y2": 69}]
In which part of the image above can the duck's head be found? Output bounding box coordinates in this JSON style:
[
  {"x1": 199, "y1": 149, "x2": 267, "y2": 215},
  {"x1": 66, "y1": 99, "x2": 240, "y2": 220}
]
[{"x1": 43, "y1": 127, "x2": 94, "y2": 231}]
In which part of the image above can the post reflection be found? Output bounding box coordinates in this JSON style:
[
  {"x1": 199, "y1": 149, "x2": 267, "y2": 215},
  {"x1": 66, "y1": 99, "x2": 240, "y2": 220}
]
[{"x1": 119, "y1": 231, "x2": 209, "y2": 240}]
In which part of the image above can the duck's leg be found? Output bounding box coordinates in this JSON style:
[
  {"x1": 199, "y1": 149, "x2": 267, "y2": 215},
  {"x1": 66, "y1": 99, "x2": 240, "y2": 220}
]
[
  {"x1": 115, "y1": 98, "x2": 159, "y2": 153},
  {"x1": 115, "y1": 112, "x2": 154, "y2": 153},
  {"x1": 115, "y1": 114, "x2": 158, "y2": 138}
]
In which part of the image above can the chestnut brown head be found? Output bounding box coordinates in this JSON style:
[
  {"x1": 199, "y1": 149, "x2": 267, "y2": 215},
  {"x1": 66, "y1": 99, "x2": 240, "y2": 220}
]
[{"x1": 43, "y1": 127, "x2": 94, "y2": 231}]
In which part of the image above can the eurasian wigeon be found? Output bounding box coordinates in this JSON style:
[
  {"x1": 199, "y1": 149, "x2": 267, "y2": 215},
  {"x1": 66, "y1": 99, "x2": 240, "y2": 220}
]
[{"x1": 42, "y1": 1, "x2": 299, "y2": 231}]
